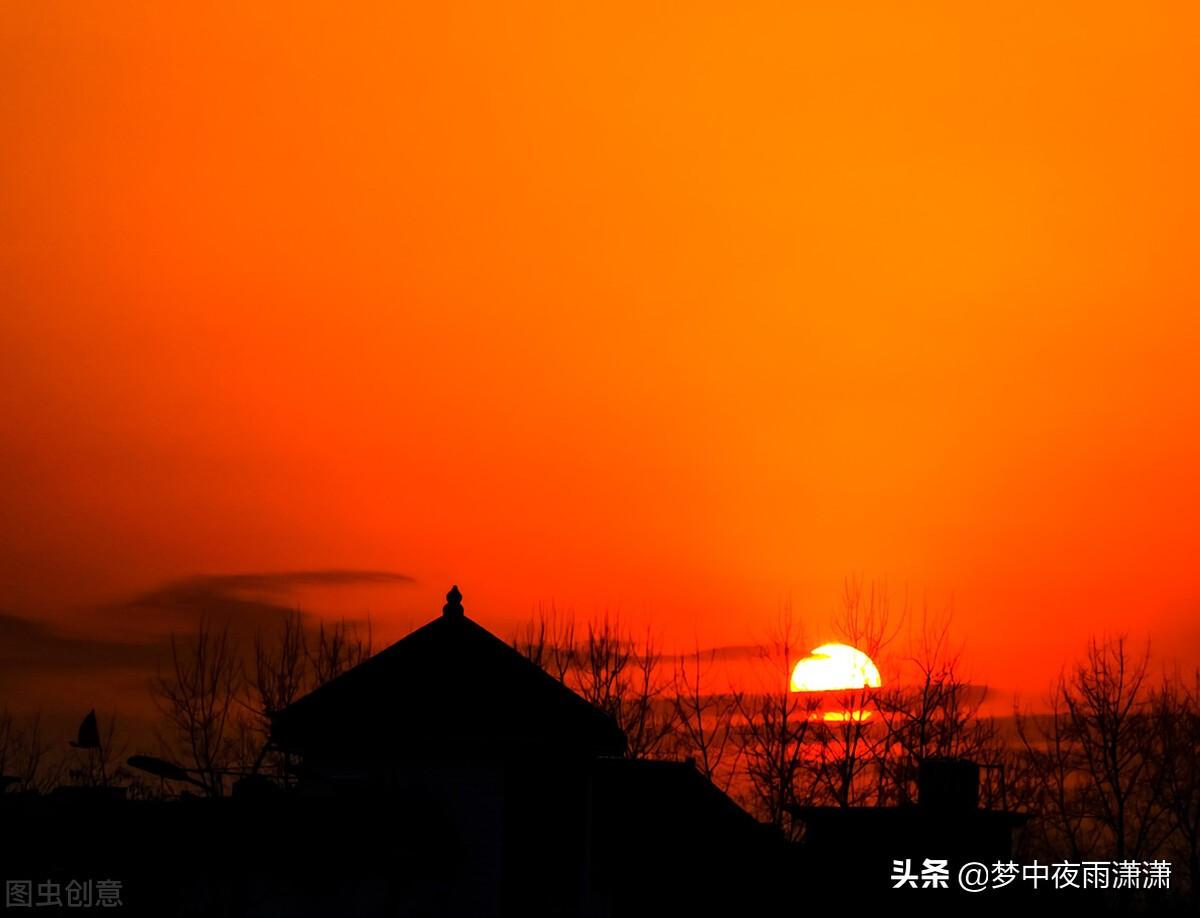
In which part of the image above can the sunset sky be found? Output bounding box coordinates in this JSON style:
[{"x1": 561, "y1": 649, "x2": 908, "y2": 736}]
[{"x1": 2, "y1": 2, "x2": 1199, "y2": 717}]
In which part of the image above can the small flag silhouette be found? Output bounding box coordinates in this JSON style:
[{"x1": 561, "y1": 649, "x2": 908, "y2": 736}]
[{"x1": 70, "y1": 709, "x2": 101, "y2": 749}]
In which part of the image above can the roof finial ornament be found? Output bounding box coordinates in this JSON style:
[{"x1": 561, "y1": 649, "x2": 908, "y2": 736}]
[{"x1": 443, "y1": 584, "x2": 463, "y2": 618}]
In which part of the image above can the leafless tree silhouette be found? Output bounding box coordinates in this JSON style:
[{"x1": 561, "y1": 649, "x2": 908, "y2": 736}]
[
  {"x1": 671, "y1": 644, "x2": 741, "y2": 792},
  {"x1": 248, "y1": 610, "x2": 308, "y2": 777},
  {"x1": 1154, "y1": 669, "x2": 1200, "y2": 900},
  {"x1": 734, "y1": 605, "x2": 820, "y2": 836},
  {"x1": 253, "y1": 610, "x2": 308, "y2": 721},
  {"x1": 514, "y1": 610, "x2": 677, "y2": 759},
  {"x1": 512, "y1": 603, "x2": 576, "y2": 684},
  {"x1": 0, "y1": 709, "x2": 59, "y2": 793},
  {"x1": 152, "y1": 619, "x2": 246, "y2": 796},
  {"x1": 245, "y1": 611, "x2": 375, "y2": 778},
  {"x1": 307, "y1": 616, "x2": 374, "y2": 686},
  {"x1": 1016, "y1": 635, "x2": 1169, "y2": 863},
  {"x1": 573, "y1": 616, "x2": 677, "y2": 760},
  {"x1": 872, "y1": 607, "x2": 1000, "y2": 806}
]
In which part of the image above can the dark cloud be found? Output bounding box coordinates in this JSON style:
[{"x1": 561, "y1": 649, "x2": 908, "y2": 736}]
[
  {"x1": 0, "y1": 570, "x2": 414, "y2": 690},
  {"x1": 0, "y1": 612, "x2": 165, "y2": 676},
  {"x1": 509, "y1": 642, "x2": 765, "y2": 668},
  {"x1": 661, "y1": 645, "x2": 763, "y2": 664},
  {"x1": 115, "y1": 569, "x2": 415, "y2": 634},
  {"x1": 142, "y1": 570, "x2": 416, "y2": 595}
]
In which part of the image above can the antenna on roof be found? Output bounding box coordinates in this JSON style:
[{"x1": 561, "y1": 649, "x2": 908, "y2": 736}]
[{"x1": 443, "y1": 584, "x2": 464, "y2": 618}]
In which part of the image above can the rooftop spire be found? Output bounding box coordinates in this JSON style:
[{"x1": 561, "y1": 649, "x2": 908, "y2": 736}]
[{"x1": 442, "y1": 584, "x2": 463, "y2": 617}]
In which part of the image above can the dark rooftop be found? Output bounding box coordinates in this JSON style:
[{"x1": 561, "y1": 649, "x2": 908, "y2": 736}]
[{"x1": 270, "y1": 586, "x2": 626, "y2": 762}]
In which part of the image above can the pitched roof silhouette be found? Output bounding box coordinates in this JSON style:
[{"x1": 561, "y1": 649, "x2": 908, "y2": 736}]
[{"x1": 270, "y1": 586, "x2": 626, "y2": 761}]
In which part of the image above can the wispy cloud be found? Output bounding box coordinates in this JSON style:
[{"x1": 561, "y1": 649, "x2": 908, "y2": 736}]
[
  {"x1": 0, "y1": 569, "x2": 414, "y2": 689},
  {"x1": 660, "y1": 645, "x2": 763, "y2": 664},
  {"x1": 0, "y1": 612, "x2": 165, "y2": 680},
  {"x1": 116, "y1": 569, "x2": 414, "y2": 633}
]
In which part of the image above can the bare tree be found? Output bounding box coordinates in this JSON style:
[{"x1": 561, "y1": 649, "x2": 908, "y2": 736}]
[
  {"x1": 1015, "y1": 682, "x2": 1088, "y2": 860},
  {"x1": 253, "y1": 610, "x2": 309, "y2": 720},
  {"x1": 1155, "y1": 669, "x2": 1200, "y2": 900},
  {"x1": 835, "y1": 577, "x2": 902, "y2": 663},
  {"x1": 671, "y1": 645, "x2": 741, "y2": 792},
  {"x1": 247, "y1": 610, "x2": 310, "y2": 777},
  {"x1": 804, "y1": 579, "x2": 900, "y2": 808},
  {"x1": 515, "y1": 611, "x2": 677, "y2": 760},
  {"x1": 0, "y1": 709, "x2": 59, "y2": 793},
  {"x1": 512, "y1": 604, "x2": 576, "y2": 684},
  {"x1": 1066, "y1": 636, "x2": 1166, "y2": 861},
  {"x1": 872, "y1": 608, "x2": 999, "y2": 807},
  {"x1": 734, "y1": 605, "x2": 820, "y2": 836},
  {"x1": 1016, "y1": 636, "x2": 1168, "y2": 863},
  {"x1": 807, "y1": 693, "x2": 880, "y2": 808},
  {"x1": 307, "y1": 616, "x2": 373, "y2": 686},
  {"x1": 737, "y1": 687, "x2": 820, "y2": 835},
  {"x1": 573, "y1": 616, "x2": 676, "y2": 760},
  {"x1": 152, "y1": 619, "x2": 246, "y2": 796}
]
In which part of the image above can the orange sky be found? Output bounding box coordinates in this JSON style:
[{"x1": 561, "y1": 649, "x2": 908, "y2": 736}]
[{"x1": 2, "y1": 2, "x2": 1199, "y2": 714}]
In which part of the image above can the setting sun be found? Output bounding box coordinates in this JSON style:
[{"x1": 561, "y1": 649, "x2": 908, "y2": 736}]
[{"x1": 790, "y1": 643, "x2": 882, "y2": 693}]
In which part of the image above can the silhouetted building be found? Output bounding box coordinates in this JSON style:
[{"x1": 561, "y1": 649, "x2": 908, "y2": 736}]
[
  {"x1": 589, "y1": 757, "x2": 787, "y2": 916},
  {"x1": 790, "y1": 757, "x2": 1028, "y2": 914},
  {"x1": 266, "y1": 586, "x2": 783, "y2": 917},
  {"x1": 271, "y1": 585, "x2": 625, "y2": 767},
  {"x1": 270, "y1": 585, "x2": 630, "y2": 915}
]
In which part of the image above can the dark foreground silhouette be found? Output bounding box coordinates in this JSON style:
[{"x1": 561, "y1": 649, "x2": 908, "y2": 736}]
[{"x1": 0, "y1": 588, "x2": 1160, "y2": 916}]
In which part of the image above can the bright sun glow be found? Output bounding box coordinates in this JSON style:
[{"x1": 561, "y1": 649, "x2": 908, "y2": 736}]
[{"x1": 790, "y1": 643, "x2": 882, "y2": 693}]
